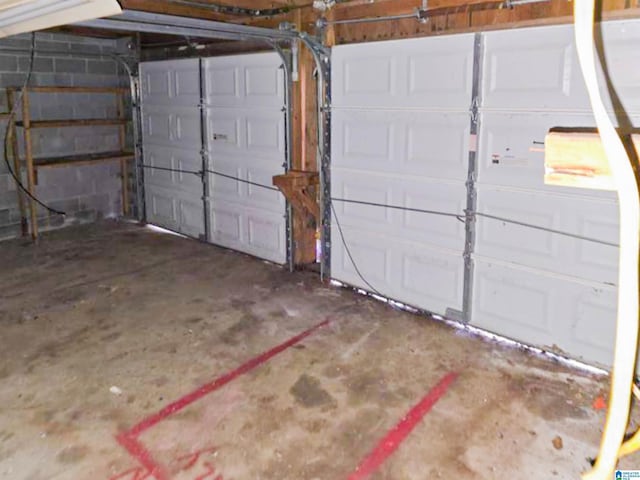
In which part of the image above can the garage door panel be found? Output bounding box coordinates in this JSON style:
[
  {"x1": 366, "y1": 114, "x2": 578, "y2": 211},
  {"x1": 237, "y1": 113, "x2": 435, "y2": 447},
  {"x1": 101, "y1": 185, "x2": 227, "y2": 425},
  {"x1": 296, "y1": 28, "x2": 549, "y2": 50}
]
[
  {"x1": 204, "y1": 52, "x2": 287, "y2": 264},
  {"x1": 333, "y1": 110, "x2": 470, "y2": 181},
  {"x1": 333, "y1": 33, "x2": 475, "y2": 109},
  {"x1": 174, "y1": 110, "x2": 202, "y2": 147},
  {"x1": 476, "y1": 187, "x2": 619, "y2": 284},
  {"x1": 210, "y1": 201, "x2": 286, "y2": 264},
  {"x1": 144, "y1": 145, "x2": 201, "y2": 194},
  {"x1": 208, "y1": 168, "x2": 284, "y2": 215},
  {"x1": 207, "y1": 108, "x2": 285, "y2": 163},
  {"x1": 331, "y1": 34, "x2": 471, "y2": 317},
  {"x1": 145, "y1": 184, "x2": 204, "y2": 238},
  {"x1": 246, "y1": 112, "x2": 285, "y2": 159},
  {"x1": 333, "y1": 171, "x2": 466, "y2": 250},
  {"x1": 331, "y1": 225, "x2": 464, "y2": 315},
  {"x1": 482, "y1": 25, "x2": 589, "y2": 111},
  {"x1": 246, "y1": 212, "x2": 286, "y2": 261},
  {"x1": 142, "y1": 105, "x2": 202, "y2": 151},
  {"x1": 399, "y1": 250, "x2": 464, "y2": 313},
  {"x1": 597, "y1": 20, "x2": 640, "y2": 114},
  {"x1": 472, "y1": 260, "x2": 616, "y2": 366},
  {"x1": 482, "y1": 20, "x2": 640, "y2": 115},
  {"x1": 211, "y1": 204, "x2": 242, "y2": 244},
  {"x1": 141, "y1": 59, "x2": 201, "y2": 107},
  {"x1": 203, "y1": 52, "x2": 284, "y2": 109}
]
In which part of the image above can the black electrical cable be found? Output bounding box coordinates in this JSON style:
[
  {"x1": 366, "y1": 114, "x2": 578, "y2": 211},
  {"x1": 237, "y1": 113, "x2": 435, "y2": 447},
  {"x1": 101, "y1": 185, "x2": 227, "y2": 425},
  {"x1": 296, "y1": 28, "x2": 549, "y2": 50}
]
[
  {"x1": 206, "y1": 168, "x2": 279, "y2": 192},
  {"x1": 203, "y1": 170, "x2": 615, "y2": 246},
  {"x1": 332, "y1": 197, "x2": 467, "y2": 222},
  {"x1": 330, "y1": 200, "x2": 384, "y2": 297},
  {"x1": 3, "y1": 33, "x2": 65, "y2": 217},
  {"x1": 141, "y1": 164, "x2": 202, "y2": 176}
]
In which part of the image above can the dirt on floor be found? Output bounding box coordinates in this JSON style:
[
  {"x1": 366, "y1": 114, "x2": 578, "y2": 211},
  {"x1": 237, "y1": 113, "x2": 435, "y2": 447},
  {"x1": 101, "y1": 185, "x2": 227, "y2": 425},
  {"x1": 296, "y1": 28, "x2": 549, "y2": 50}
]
[{"x1": 0, "y1": 220, "x2": 638, "y2": 480}]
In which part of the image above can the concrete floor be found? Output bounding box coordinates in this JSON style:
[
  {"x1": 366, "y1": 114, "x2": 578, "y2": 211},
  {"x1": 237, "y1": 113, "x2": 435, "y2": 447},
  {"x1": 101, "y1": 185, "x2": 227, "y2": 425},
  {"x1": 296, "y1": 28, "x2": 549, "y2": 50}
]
[{"x1": 0, "y1": 220, "x2": 638, "y2": 480}]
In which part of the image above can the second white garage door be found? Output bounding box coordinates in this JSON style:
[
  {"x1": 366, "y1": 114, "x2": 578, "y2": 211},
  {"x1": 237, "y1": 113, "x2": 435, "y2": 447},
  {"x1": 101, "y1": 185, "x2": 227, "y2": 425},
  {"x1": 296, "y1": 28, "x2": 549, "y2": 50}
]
[
  {"x1": 203, "y1": 53, "x2": 287, "y2": 265},
  {"x1": 140, "y1": 53, "x2": 288, "y2": 265}
]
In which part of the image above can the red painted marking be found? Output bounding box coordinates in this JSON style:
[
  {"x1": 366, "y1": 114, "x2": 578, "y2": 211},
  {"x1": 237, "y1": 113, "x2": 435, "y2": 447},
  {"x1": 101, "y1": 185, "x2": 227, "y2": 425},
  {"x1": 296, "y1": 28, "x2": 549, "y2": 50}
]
[
  {"x1": 176, "y1": 447, "x2": 218, "y2": 471},
  {"x1": 116, "y1": 433, "x2": 170, "y2": 480},
  {"x1": 115, "y1": 318, "x2": 331, "y2": 480},
  {"x1": 127, "y1": 318, "x2": 331, "y2": 437},
  {"x1": 194, "y1": 462, "x2": 222, "y2": 480},
  {"x1": 108, "y1": 466, "x2": 152, "y2": 480},
  {"x1": 346, "y1": 372, "x2": 459, "y2": 480}
]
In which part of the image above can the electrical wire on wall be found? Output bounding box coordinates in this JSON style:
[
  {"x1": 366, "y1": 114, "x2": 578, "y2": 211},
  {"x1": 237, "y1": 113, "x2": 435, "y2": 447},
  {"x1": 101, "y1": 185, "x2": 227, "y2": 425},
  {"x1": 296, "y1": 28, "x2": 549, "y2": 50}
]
[{"x1": 3, "y1": 33, "x2": 65, "y2": 219}]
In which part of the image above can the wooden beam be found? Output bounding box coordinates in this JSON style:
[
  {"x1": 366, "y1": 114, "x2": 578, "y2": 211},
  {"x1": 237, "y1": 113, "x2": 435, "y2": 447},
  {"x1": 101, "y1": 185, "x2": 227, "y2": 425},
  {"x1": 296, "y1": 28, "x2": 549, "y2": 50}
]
[{"x1": 294, "y1": 0, "x2": 640, "y2": 45}]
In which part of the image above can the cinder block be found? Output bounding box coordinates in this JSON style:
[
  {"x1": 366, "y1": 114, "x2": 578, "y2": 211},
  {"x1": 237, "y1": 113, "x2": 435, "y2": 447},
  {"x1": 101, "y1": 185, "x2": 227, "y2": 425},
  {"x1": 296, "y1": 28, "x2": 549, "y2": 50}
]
[
  {"x1": 18, "y1": 57, "x2": 54, "y2": 73},
  {"x1": 54, "y1": 58, "x2": 86, "y2": 74},
  {"x1": 72, "y1": 73, "x2": 121, "y2": 88},
  {"x1": 40, "y1": 104, "x2": 74, "y2": 120},
  {"x1": 0, "y1": 72, "x2": 28, "y2": 88},
  {"x1": 0, "y1": 55, "x2": 18, "y2": 72},
  {"x1": 0, "y1": 208, "x2": 10, "y2": 225},
  {"x1": 0, "y1": 223, "x2": 21, "y2": 240},
  {"x1": 87, "y1": 60, "x2": 116, "y2": 75},
  {"x1": 35, "y1": 40, "x2": 71, "y2": 53},
  {"x1": 31, "y1": 73, "x2": 73, "y2": 87},
  {"x1": 47, "y1": 197, "x2": 80, "y2": 214}
]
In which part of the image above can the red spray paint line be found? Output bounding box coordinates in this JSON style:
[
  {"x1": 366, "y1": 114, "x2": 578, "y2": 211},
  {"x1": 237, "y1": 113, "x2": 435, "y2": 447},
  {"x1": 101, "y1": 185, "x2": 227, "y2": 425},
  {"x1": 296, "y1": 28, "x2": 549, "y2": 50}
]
[
  {"x1": 346, "y1": 371, "x2": 459, "y2": 480},
  {"x1": 117, "y1": 318, "x2": 332, "y2": 479},
  {"x1": 116, "y1": 433, "x2": 164, "y2": 480}
]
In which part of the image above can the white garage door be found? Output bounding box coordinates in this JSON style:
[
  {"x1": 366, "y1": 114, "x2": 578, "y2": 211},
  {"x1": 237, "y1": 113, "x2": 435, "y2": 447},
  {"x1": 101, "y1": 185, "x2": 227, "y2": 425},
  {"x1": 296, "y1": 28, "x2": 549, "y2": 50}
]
[
  {"x1": 331, "y1": 34, "x2": 475, "y2": 317},
  {"x1": 330, "y1": 20, "x2": 640, "y2": 367},
  {"x1": 139, "y1": 53, "x2": 288, "y2": 265},
  {"x1": 472, "y1": 20, "x2": 640, "y2": 366},
  {"x1": 140, "y1": 58, "x2": 205, "y2": 238},
  {"x1": 203, "y1": 53, "x2": 287, "y2": 264}
]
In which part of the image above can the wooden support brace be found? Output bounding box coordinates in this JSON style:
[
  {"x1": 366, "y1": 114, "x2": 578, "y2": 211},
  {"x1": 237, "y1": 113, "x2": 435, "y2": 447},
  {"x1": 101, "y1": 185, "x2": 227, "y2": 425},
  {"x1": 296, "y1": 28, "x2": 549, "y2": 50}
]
[{"x1": 273, "y1": 171, "x2": 320, "y2": 265}]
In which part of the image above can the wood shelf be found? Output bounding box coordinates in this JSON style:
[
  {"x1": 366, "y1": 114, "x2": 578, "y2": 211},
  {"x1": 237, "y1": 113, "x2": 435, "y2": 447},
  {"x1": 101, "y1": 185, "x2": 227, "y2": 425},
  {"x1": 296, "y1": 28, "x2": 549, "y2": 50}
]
[
  {"x1": 9, "y1": 85, "x2": 132, "y2": 240},
  {"x1": 33, "y1": 151, "x2": 134, "y2": 169},
  {"x1": 16, "y1": 118, "x2": 128, "y2": 129}
]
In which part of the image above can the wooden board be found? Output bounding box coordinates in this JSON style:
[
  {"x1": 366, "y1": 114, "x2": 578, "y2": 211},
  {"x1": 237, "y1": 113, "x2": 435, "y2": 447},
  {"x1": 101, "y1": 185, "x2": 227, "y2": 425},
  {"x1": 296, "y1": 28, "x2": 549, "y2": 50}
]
[{"x1": 544, "y1": 130, "x2": 640, "y2": 191}]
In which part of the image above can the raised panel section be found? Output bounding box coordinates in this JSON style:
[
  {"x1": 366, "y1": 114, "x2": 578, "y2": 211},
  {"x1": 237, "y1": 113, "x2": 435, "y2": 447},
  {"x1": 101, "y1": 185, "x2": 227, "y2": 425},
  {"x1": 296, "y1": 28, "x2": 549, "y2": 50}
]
[
  {"x1": 145, "y1": 184, "x2": 204, "y2": 238},
  {"x1": 333, "y1": 171, "x2": 466, "y2": 251},
  {"x1": 472, "y1": 260, "x2": 617, "y2": 366},
  {"x1": 210, "y1": 201, "x2": 285, "y2": 264},
  {"x1": 331, "y1": 224, "x2": 464, "y2": 314},
  {"x1": 144, "y1": 145, "x2": 201, "y2": 195},
  {"x1": 203, "y1": 52, "x2": 284, "y2": 109},
  {"x1": 482, "y1": 24, "x2": 589, "y2": 111},
  {"x1": 333, "y1": 109, "x2": 469, "y2": 182},
  {"x1": 140, "y1": 59, "x2": 200, "y2": 107},
  {"x1": 476, "y1": 187, "x2": 619, "y2": 287},
  {"x1": 332, "y1": 33, "x2": 475, "y2": 109}
]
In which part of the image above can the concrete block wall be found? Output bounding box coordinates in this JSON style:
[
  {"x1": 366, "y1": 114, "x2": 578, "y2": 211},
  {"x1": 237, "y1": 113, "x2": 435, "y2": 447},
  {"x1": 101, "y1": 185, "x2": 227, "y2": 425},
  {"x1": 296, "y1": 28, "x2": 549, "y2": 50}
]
[{"x1": 0, "y1": 32, "x2": 134, "y2": 241}]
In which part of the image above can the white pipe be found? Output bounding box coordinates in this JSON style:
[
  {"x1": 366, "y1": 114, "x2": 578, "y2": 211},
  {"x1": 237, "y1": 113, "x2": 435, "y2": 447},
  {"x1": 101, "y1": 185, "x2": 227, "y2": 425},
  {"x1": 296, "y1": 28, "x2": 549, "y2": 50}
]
[{"x1": 574, "y1": 1, "x2": 640, "y2": 478}]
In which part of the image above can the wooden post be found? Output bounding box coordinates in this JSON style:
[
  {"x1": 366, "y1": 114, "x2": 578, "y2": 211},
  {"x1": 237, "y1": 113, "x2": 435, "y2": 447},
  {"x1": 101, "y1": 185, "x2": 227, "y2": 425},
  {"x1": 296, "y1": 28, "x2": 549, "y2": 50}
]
[
  {"x1": 21, "y1": 87, "x2": 38, "y2": 240},
  {"x1": 7, "y1": 90, "x2": 28, "y2": 237},
  {"x1": 116, "y1": 90, "x2": 129, "y2": 216}
]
